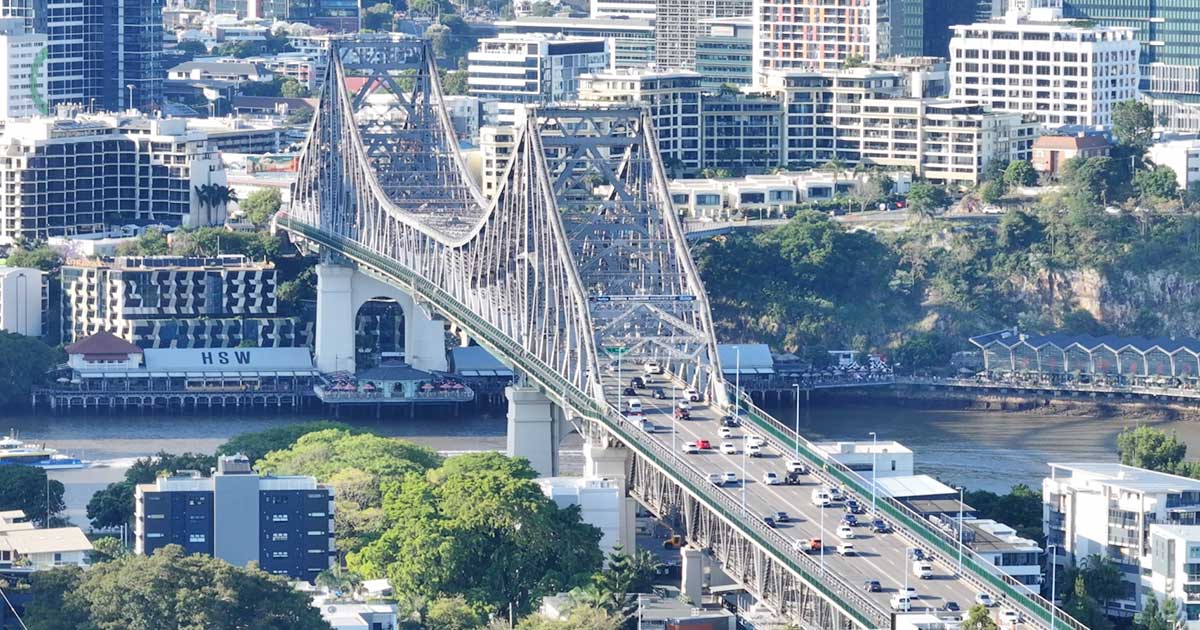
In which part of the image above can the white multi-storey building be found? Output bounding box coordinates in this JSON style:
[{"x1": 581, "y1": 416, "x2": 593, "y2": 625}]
[
  {"x1": 578, "y1": 68, "x2": 703, "y2": 173},
  {"x1": 590, "y1": 0, "x2": 655, "y2": 20},
  {"x1": 0, "y1": 113, "x2": 227, "y2": 243},
  {"x1": 0, "y1": 17, "x2": 44, "y2": 119},
  {"x1": 1044, "y1": 463, "x2": 1200, "y2": 616},
  {"x1": 0, "y1": 267, "x2": 43, "y2": 337},
  {"x1": 468, "y1": 35, "x2": 609, "y2": 126},
  {"x1": 948, "y1": 4, "x2": 1140, "y2": 128},
  {"x1": 497, "y1": 16, "x2": 655, "y2": 70},
  {"x1": 962, "y1": 518, "x2": 1043, "y2": 590},
  {"x1": 1148, "y1": 136, "x2": 1200, "y2": 190},
  {"x1": 752, "y1": 0, "x2": 887, "y2": 79},
  {"x1": 1146, "y1": 524, "x2": 1200, "y2": 628}
]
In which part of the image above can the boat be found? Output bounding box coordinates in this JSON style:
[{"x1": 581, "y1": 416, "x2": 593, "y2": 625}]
[{"x1": 0, "y1": 432, "x2": 87, "y2": 470}]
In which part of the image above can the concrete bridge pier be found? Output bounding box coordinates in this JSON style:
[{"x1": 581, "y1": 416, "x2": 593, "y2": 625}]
[
  {"x1": 506, "y1": 385, "x2": 562, "y2": 477},
  {"x1": 584, "y1": 438, "x2": 636, "y2": 556},
  {"x1": 681, "y1": 546, "x2": 704, "y2": 604}
]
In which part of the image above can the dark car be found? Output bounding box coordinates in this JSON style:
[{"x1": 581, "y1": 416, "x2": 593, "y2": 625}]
[
  {"x1": 762, "y1": 515, "x2": 777, "y2": 528},
  {"x1": 863, "y1": 580, "x2": 881, "y2": 593},
  {"x1": 907, "y1": 547, "x2": 925, "y2": 561},
  {"x1": 871, "y1": 519, "x2": 891, "y2": 534},
  {"x1": 841, "y1": 514, "x2": 858, "y2": 527},
  {"x1": 771, "y1": 511, "x2": 790, "y2": 523},
  {"x1": 630, "y1": 376, "x2": 645, "y2": 389},
  {"x1": 651, "y1": 388, "x2": 666, "y2": 400},
  {"x1": 720, "y1": 415, "x2": 740, "y2": 427},
  {"x1": 622, "y1": 387, "x2": 636, "y2": 396},
  {"x1": 784, "y1": 472, "x2": 805, "y2": 485},
  {"x1": 942, "y1": 601, "x2": 960, "y2": 613},
  {"x1": 845, "y1": 499, "x2": 864, "y2": 514}
]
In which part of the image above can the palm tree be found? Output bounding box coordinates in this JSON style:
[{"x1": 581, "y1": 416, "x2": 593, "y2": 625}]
[{"x1": 315, "y1": 565, "x2": 363, "y2": 598}]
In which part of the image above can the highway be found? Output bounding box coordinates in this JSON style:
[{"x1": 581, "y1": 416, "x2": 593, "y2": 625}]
[{"x1": 604, "y1": 367, "x2": 1038, "y2": 628}]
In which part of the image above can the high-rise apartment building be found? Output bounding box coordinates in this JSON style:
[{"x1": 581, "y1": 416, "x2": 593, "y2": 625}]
[
  {"x1": 655, "y1": 0, "x2": 750, "y2": 71},
  {"x1": 61, "y1": 255, "x2": 301, "y2": 349},
  {"x1": 0, "y1": 114, "x2": 226, "y2": 242},
  {"x1": 468, "y1": 35, "x2": 609, "y2": 125},
  {"x1": 891, "y1": 0, "x2": 985, "y2": 59},
  {"x1": 135, "y1": 455, "x2": 336, "y2": 581},
  {"x1": 497, "y1": 16, "x2": 656, "y2": 69},
  {"x1": 578, "y1": 69, "x2": 703, "y2": 173},
  {"x1": 949, "y1": 4, "x2": 1140, "y2": 128},
  {"x1": 695, "y1": 17, "x2": 754, "y2": 90},
  {"x1": 0, "y1": 17, "x2": 45, "y2": 118},
  {"x1": 752, "y1": 0, "x2": 889, "y2": 80}
]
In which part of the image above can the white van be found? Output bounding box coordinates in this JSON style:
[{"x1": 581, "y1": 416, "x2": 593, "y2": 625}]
[
  {"x1": 627, "y1": 398, "x2": 643, "y2": 415},
  {"x1": 889, "y1": 594, "x2": 912, "y2": 612},
  {"x1": 811, "y1": 489, "x2": 832, "y2": 507},
  {"x1": 643, "y1": 361, "x2": 663, "y2": 375},
  {"x1": 836, "y1": 543, "x2": 855, "y2": 556},
  {"x1": 913, "y1": 561, "x2": 933, "y2": 579}
]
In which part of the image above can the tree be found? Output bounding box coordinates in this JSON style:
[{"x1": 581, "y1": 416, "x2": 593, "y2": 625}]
[
  {"x1": 280, "y1": 77, "x2": 310, "y2": 98},
  {"x1": 117, "y1": 227, "x2": 170, "y2": 256},
  {"x1": 906, "y1": 182, "x2": 947, "y2": 221},
  {"x1": 842, "y1": 54, "x2": 865, "y2": 68},
  {"x1": 217, "y1": 421, "x2": 355, "y2": 464},
  {"x1": 528, "y1": 0, "x2": 555, "y2": 15},
  {"x1": 237, "y1": 188, "x2": 283, "y2": 227},
  {"x1": 1117, "y1": 426, "x2": 1187, "y2": 473},
  {"x1": 0, "y1": 331, "x2": 61, "y2": 408},
  {"x1": 169, "y1": 227, "x2": 281, "y2": 261},
  {"x1": 1062, "y1": 155, "x2": 1119, "y2": 204},
  {"x1": 962, "y1": 604, "x2": 998, "y2": 630},
  {"x1": 315, "y1": 564, "x2": 363, "y2": 598},
  {"x1": 516, "y1": 604, "x2": 621, "y2": 630},
  {"x1": 23, "y1": 545, "x2": 330, "y2": 630},
  {"x1": 441, "y1": 70, "x2": 469, "y2": 96},
  {"x1": 426, "y1": 596, "x2": 486, "y2": 630},
  {"x1": 173, "y1": 40, "x2": 208, "y2": 56},
  {"x1": 1003, "y1": 159, "x2": 1037, "y2": 188},
  {"x1": 1112, "y1": 100, "x2": 1154, "y2": 153},
  {"x1": 963, "y1": 484, "x2": 1044, "y2": 544},
  {"x1": 1062, "y1": 573, "x2": 1114, "y2": 630},
  {"x1": 88, "y1": 536, "x2": 129, "y2": 564},
  {"x1": 980, "y1": 180, "x2": 1007, "y2": 205},
  {"x1": 88, "y1": 451, "x2": 217, "y2": 529},
  {"x1": 363, "y1": 2, "x2": 395, "y2": 31},
  {"x1": 194, "y1": 183, "x2": 239, "y2": 216},
  {"x1": 997, "y1": 210, "x2": 1044, "y2": 251},
  {"x1": 851, "y1": 172, "x2": 893, "y2": 212},
  {"x1": 892, "y1": 331, "x2": 953, "y2": 373},
  {"x1": 0, "y1": 465, "x2": 65, "y2": 525},
  {"x1": 285, "y1": 107, "x2": 314, "y2": 126},
  {"x1": 348, "y1": 452, "x2": 603, "y2": 616},
  {"x1": 5, "y1": 245, "x2": 62, "y2": 272},
  {"x1": 1134, "y1": 166, "x2": 1179, "y2": 201}
]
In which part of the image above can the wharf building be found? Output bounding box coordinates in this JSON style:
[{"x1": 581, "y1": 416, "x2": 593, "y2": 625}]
[
  {"x1": 135, "y1": 454, "x2": 336, "y2": 581},
  {"x1": 948, "y1": 2, "x2": 1140, "y2": 128},
  {"x1": 0, "y1": 114, "x2": 227, "y2": 243},
  {"x1": 61, "y1": 255, "x2": 303, "y2": 349},
  {"x1": 970, "y1": 330, "x2": 1200, "y2": 386}
]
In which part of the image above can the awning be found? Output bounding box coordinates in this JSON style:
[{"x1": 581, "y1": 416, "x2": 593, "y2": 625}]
[
  {"x1": 168, "y1": 372, "x2": 186, "y2": 378},
  {"x1": 221, "y1": 371, "x2": 240, "y2": 377},
  {"x1": 81, "y1": 372, "x2": 106, "y2": 378},
  {"x1": 722, "y1": 367, "x2": 775, "y2": 375},
  {"x1": 149, "y1": 372, "x2": 169, "y2": 378},
  {"x1": 103, "y1": 372, "x2": 128, "y2": 378}
]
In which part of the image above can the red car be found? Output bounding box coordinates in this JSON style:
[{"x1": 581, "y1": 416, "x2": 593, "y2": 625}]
[{"x1": 697, "y1": 439, "x2": 712, "y2": 449}]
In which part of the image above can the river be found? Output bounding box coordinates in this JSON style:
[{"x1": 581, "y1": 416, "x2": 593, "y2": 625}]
[{"x1": 3, "y1": 401, "x2": 1194, "y2": 527}]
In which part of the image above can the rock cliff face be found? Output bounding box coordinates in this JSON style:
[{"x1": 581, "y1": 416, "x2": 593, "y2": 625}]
[{"x1": 1007, "y1": 267, "x2": 1200, "y2": 336}]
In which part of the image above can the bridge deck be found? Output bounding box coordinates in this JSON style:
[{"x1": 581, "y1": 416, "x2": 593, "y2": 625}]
[{"x1": 607, "y1": 368, "x2": 1039, "y2": 628}]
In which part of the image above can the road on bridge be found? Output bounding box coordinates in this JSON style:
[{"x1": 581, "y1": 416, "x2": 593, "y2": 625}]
[{"x1": 605, "y1": 368, "x2": 1040, "y2": 629}]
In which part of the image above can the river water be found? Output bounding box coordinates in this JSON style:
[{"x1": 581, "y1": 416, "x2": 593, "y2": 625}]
[{"x1": 4, "y1": 401, "x2": 1195, "y2": 528}]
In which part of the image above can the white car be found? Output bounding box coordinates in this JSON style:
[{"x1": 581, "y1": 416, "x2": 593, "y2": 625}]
[
  {"x1": 643, "y1": 361, "x2": 662, "y2": 375},
  {"x1": 889, "y1": 595, "x2": 911, "y2": 612},
  {"x1": 746, "y1": 434, "x2": 766, "y2": 448},
  {"x1": 975, "y1": 592, "x2": 996, "y2": 607},
  {"x1": 999, "y1": 609, "x2": 1020, "y2": 626},
  {"x1": 721, "y1": 472, "x2": 739, "y2": 485},
  {"x1": 676, "y1": 399, "x2": 690, "y2": 411},
  {"x1": 720, "y1": 442, "x2": 738, "y2": 455},
  {"x1": 747, "y1": 444, "x2": 763, "y2": 457},
  {"x1": 836, "y1": 525, "x2": 855, "y2": 539},
  {"x1": 718, "y1": 427, "x2": 735, "y2": 439},
  {"x1": 707, "y1": 473, "x2": 723, "y2": 486},
  {"x1": 836, "y1": 543, "x2": 855, "y2": 556},
  {"x1": 681, "y1": 442, "x2": 699, "y2": 454},
  {"x1": 762, "y1": 472, "x2": 781, "y2": 485},
  {"x1": 901, "y1": 586, "x2": 917, "y2": 598},
  {"x1": 685, "y1": 387, "x2": 700, "y2": 402},
  {"x1": 786, "y1": 460, "x2": 809, "y2": 473},
  {"x1": 828, "y1": 486, "x2": 845, "y2": 501}
]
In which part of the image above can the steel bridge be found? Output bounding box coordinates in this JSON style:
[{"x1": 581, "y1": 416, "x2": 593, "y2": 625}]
[{"x1": 275, "y1": 36, "x2": 1087, "y2": 630}]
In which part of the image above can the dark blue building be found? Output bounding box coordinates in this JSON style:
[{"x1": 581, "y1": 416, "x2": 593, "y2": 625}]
[{"x1": 135, "y1": 455, "x2": 335, "y2": 580}]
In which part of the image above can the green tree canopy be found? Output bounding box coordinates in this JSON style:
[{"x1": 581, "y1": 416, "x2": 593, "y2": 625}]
[
  {"x1": 5, "y1": 245, "x2": 63, "y2": 272},
  {"x1": 441, "y1": 69, "x2": 469, "y2": 96},
  {"x1": 906, "y1": 182, "x2": 948, "y2": 220},
  {"x1": 891, "y1": 331, "x2": 955, "y2": 373},
  {"x1": 169, "y1": 227, "x2": 282, "y2": 261},
  {"x1": 23, "y1": 545, "x2": 330, "y2": 630},
  {"x1": 515, "y1": 604, "x2": 621, "y2": 630},
  {"x1": 362, "y1": 2, "x2": 395, "y2": 31},
  {"x1": 217, "y1": 421, "x2": 355, "y2": 464},
  {"x1": 237, "y1": 188, "x2": 284, "y2": 227},
  {"x1": 980, "y1": 180, "x2": 1007, "y2": 205},
  {"x1": 1134, "y1": 165, "x2": 1179, "y2": 201},
  {"x1": 962, "y1": 484, "x2": 1044, "y2": 544},
  {"x1": 0, "y1": 465, "x2": 65, "y2": 525},
  {"x1": 1003, "y1": 159, "x2": 1037, "y2": 187},
  {"x1": 173, "y1": 40, "x2": 208, "y2": 55},
  {"x1": 1112, "y1": 100, "x2": 1154, "y2": 153},
  {"x1": 0, "y1": 332, "x2": 62, "y2": 408},
  {"x1": 116, "y1": 228, "x2": 170, "y2": 256},
  {"x1": 1116, "y1": 426, "x2": 1187, "y2": 473},
  {"x1": 348, "y1": 452, "x2": 603, "y2": 616},
  {"x1": 961, "y1": 604, "x2": 998, "y2": 630}
]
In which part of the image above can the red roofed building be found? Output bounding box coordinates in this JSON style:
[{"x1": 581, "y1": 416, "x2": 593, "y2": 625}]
[
  {"x1": 1032, "y1": 134, "x2": 1111, "y2": 179},
  {"x1": 64, "y1": 331, "x2": 143, "y2": 371}
]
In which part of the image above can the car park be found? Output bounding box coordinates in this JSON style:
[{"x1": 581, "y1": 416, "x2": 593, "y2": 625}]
[
  {"x1": 720, "y1": 442, "x2": 737, "y2": 455},
  {"x1": 697, "y1": 439, "x2": 711, "y2": 449},
  {"x1": 762, "y1": 472, "x2": 781, "y2": 485},
  {"x1": 785, "y1": 460, "x2": 809, "y2": 474},
  {"x1": 747, "y1": 444, "x2": 763, "y2": 457},
  {"x1": 975, "y1": 593, "x2": 995, "y2": 607},
  {"x1": 863, "y1": 580, "x2": 881, "y2": 592},
  {"x1": 682, "y1": 442, "x2": 699, "y2": 454},
  {"x1": 721, "y1": 472, "x2": 739, "y2": 485},
  {"x1": 836, "y1": 525, "x2": 855, "y2": 539}
]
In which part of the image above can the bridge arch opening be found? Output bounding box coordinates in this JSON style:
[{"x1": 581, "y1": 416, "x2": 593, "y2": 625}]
[{"x1": 355, "y1": 297, "x2": 406, "y2": 370}]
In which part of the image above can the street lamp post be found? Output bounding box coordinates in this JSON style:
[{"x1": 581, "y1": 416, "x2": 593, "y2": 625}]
[
  {"x1": 869, "y1": 431, "x2": 877, "y2": 518},
  {"x1": 792, "y1": 383, "x2": 800, "y2": 459},
  {"x1": 671, "y1": 381, "x2": 677, "y2": 459},
  {"x1": 735, "y1": 345, "x2": 745, "y2": 514},
  {"x1": 957, "y1": 485, "x2": 965, "y2": 577},
  {"x1": 819, "y1": 502, "x2": 825, "y2": 575}
]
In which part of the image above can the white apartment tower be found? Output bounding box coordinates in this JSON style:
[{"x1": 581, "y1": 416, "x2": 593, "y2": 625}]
[
  {"x1": 467, "y1": 35, "x2": 609, "y2": 126},
  {"x1": 948, "y1": 3, "x2": 1139, "y2": 128},
  {"x1": 752, "y1": 0, "x2": 888, "y2": 79},
  {"x1": 0, "y1": 267, "x2": 43, "y2": 337},
  {"x1": 0, "y1": 17, "x2": 44, "y2": 119}
]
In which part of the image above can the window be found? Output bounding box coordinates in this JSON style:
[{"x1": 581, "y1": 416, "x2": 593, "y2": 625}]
[
  {"x1": 146, "y1": 533, "x2": 164, "y2": 538},
  {"x1": 271, "y1": 533, "x2": 288, "y2": 542},
  {"x1": 307, "y1": 512, "x2": 326, "y2": 518},
  {"x1": 271, "y1": 551, "x2": 288, "y2": 558},
  {"x1": 271, "y1": 514, "x2": 289, "y2": 522},
  {"x1": 189, "y1": 534, "x2": 206, "y2": 543}
]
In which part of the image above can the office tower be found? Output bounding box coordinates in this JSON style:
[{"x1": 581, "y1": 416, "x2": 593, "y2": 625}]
[
  {"x1": 656, "y1": 0, "x2": 750, "y2": 70},
  {"x1": 892, "y1": 0, "x2": 988, "y2": 59}
]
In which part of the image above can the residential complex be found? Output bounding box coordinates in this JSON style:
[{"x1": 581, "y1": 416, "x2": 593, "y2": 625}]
[
  {"x1": 655, "y1": 0, "x2": 751, "y2": 70},
  {"x1": 695, "y1": 17, "x2": 754, "y2": 90},
  {"x1": 1043, "y1": 462, "x2": 1200, "y2": 614},
  {"x1": 61, "y1": 255, "x2": 301, "y2": 349},
  {"x1": 0, "y1": 510, "x2": 92, "y2": 572},
  {"x1": 0, "y1": 17, "x2": 44, "y2": 119},
  {"x1": 467, "y1": 35, "x2": 609, "y2": 125},
  {"x1": 0, "y1": 114, "x2": 226, "y2": 242},
  {"x1": 578, "y1": 68, "x2": 704, "y2": 173},
  {"x1": 135, "y1": 454, "x2": 336, "y2": 580},
  {"x1": 752, "y1": 0, "x2": 887, "y2": 79},
  {"x1": 0, "y1": 267, "x2": 43, "y2": 337},
  {"x1": 668, "y1": 169, "x2": 912, "y2": 219},
  {"x1": 961, "y1": 518, "x2": 1043, "y2": 589},
  {"x1": 497, "y1": 17, "x2": 655, "y2": 69},
  {"x1": 1146, "y1": 524, "x2": 1200, "y2": 628},
  {"x1": 948, "y1": 4, "x2": 1140, "y2": 128}
]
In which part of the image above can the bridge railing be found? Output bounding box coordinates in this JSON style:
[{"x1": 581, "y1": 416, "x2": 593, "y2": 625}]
[
  {"x1": 729, "y1": 387, "x2": 1087, "y2": 630},
  {"x1": 279, "y1": 216, "x2": 889, "y2": 628}
]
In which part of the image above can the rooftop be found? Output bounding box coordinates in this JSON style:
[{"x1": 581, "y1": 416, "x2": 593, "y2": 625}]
[
  {"x1": 169, "y1": 60, "x2": 269, "y2": 75},
  {"x1": 65, "y1": 331, "x2": 142, "y2": 360},
  {"x1": 964, "y1": 518, "x2": 1040, "y2": 554},
  {"x1": 1049, "y1": 463, "x2": 1200, "y2": 494},
  {"x1": 2, "y1": 527, "x2": 93, "y2": 555},
  {"x1": 815, "y1": 440, "x2": 912, "y2": 456},
  {"x1": 969, "y1": 329, "x2": 1200, "y2": 355},
  {"x1": 450, "y1": 346, "x2": 514, "y2": 377},
  {"x1": 877, "y1": 475, "x2": 959, "y2": 499},
  {"x1": 1034, "y1": 134, "x2": 1111, "y2": 151}
]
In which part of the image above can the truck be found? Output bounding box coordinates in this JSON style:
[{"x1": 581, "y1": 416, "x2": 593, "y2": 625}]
[{"x1": 912, "y1": 561, "x2": 933, "y2": 579}]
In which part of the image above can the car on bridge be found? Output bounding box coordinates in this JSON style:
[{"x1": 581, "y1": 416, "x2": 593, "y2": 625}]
[
  {"x1": 682, "y1": 442, "x2": 699, "y2": 454},
  {"x1": 941, "y1": 601, "x2": 961, "y2": 613},
  {"x1": 630, "y1": 376, "x2": 645, "y2": 389},
  {"x1": 999, "y1": 609, "x2": 1020, "y2": 626},
  {"x1": 720, "y1": 415, "x2": 740, "y2": 427},
  {"x1": 828, "y1": 486, "x2": 846, "y2": 501},
  {"x1": 783, "y1": 471, "x2": 805, "y2": 485},
  {"x1": 697, "y1": 439, "x2": 711, "y2": 449},
  {"x1": 622, "y1": 387, "x2": 636, "y2": 397},
  {"x1": 836, "y1": 525, "x2": 855, "y2": 539},
  {"x1": 747, "y1": 434, "x2": 765, "y2": 448},
  {"x1": 676, "y1": 399, "x2": 691, "y2": 411},
  {"x1": 747, "y1": 444, "x2": 763, "y2": 457},
  {"x1": 685, "y1": 387, "x2": 700, "y2": 402},
  {"x1": 841, "y1": 514, "x2": 858, "y2": 527},
  {"x1": 785, "y1": 460, "x2": 810, "y2": 474},
  {"x1": 762, "y1": 472, "x2": 781, "y2": 485},
  {"x1": 890, "y1": 594, "x2": 912, "y2": 612},
  {"x1": 770, "y1": 511, "x2": 790, "y2": 523},
  {"x1": 674, "y1": 407, "x2": 690, "y2": 420},
  {"x1": 793, "y1": 538, "x2": 821, "y2": 554},
  {"x1": 871, "y1": 519, "x2": 891, "y2": 533},
  {"x1": 912, "y1": 561, "x2": 933, "y2": 579},
  {"x1": 761, "y1": 514, "x2": 777, "y2": 528},
  {"x1": 844, "y1": 499, "x2": 864, "y2": 514},
  {"x1": 975, "y1": 592, "x2": 996, "y2": 607},
  {"x1": 837, "y1": 543, "x2": 855, "y2": 556},
  {"x1": 643, "y1": 361, "x2": 662, "y2": 375},
  {"x1": 718, "y1": 427, "x2": 735, "y2": 438},
  {"x1": 707, "y1": 473, "x2": 722, "y2": 486},
  {"x1": 721, "y1": 472, "x2": 739, "y2": 485},
  {"x1": 863, "y1": 580, "x2": 881, "y2": 593},
  {"x1": 720, "y1": 442, "x2": 737, "y2": 455},
  {"x1": 811, "y1": 489, "x2": 832, "y2": 507},
  {"x1": 651, "y1": 388, "x2": 666, "y2": 400}
]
